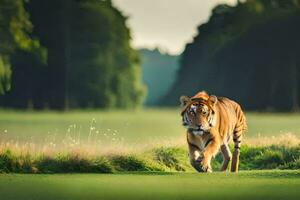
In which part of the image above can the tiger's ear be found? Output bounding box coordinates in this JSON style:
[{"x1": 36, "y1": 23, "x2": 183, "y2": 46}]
[
  {"x1": 208, "y1": 95, "x2": 218, "y2": 108},
  {"x1": 180, "y1": 96, "x2": 190, "y2": 107}
]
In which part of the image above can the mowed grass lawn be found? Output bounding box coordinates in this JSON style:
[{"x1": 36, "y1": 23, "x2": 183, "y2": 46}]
[
  {"x1": 1, "y1": 109, "x2": 300, "y2": 145},
  {"x1": 1, "y1": 171, "x2": 300, "y2": 200}
]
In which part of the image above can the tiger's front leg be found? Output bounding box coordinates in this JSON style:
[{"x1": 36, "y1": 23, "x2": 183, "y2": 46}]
[
  {"x1": 199, "y1": 140, "x2": 219, "y2": 172},
  {"x1": 187, "y1": 133, "x2": 213, "y2": 172},
  {"x1": 200, "y1": 129, "x2": 221, "y2": 172},
  {"x1": 188, "y1": 142, "x2": 220, "y2": 172},
  {"x1": 188, "y1": 143, "x2": 208, "y2": 172}
]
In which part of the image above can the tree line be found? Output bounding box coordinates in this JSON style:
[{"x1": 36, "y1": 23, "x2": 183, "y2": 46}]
[
  {"x1": 0, "y1": 0, "x2": 145, "y2": 110},
  {"x1": 164, "y1": 0, "x2": 300, "y2": 111}
]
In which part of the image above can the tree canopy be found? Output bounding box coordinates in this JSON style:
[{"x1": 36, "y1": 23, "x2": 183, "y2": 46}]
[
  {"x1": 164, "y1": 0, "x2": 300, "y2": 111},
  {"x1": 0, "y1": 0, "x2": 144, "y2": 109},
  {"x1": 0, "y1": 0, "x2": 43, "y2": 94}
]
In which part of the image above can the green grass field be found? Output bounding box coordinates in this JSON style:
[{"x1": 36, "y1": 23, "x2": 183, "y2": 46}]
[
  {"x1": 1, "y1": 109, "x2": 300, "y2": 145},
  {"x1": 0, "y1": 109, "x2": 182, "y2": 145},
  {"x1": 1, "y1": 109, "x2": 300, "y2": 200},
  {"x1": 1, "y1": 171, "x2": 300, "y2": 200}
]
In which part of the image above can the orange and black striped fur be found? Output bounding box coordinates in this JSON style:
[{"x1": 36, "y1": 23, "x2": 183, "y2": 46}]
[{"x1": 180, "y1": 91, "x2": 247, "y2": 172}]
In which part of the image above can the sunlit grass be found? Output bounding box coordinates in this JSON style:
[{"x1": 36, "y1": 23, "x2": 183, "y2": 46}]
[
  {"x1": 1, "y1": 137, "x2": 300, "y2": 173},
  {"x1": 1, "y1": 109, "x2": 300, "y2": 158},
  {"x1": 0, "y1": 109, "x2": 183, "y2": 146},
  {"x1": 1, "y1": 109, "x2": 300, "y2": 147},
  {"x1": 1, "y1": 109, "x2": 300, "y2": 174}
]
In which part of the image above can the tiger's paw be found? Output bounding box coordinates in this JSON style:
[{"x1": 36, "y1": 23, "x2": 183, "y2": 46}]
[
  {"x1": 200, "y1": 158, "x2": 212, "y2": 173},
  {"x1": 191, "y1": 158, "x2": 212, "y2": 173},
  {"x1": 201, "y1": 163, "x2": 212, "y2": 173}
]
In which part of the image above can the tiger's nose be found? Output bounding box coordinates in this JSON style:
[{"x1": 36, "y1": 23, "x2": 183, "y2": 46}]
[{"x1": 196, "y1": 125, "x2": 205, "y2": 131}]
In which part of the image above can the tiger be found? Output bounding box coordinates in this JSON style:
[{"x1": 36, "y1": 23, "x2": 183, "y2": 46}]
[{"x1": 180, "y1": 91, "x2": 247, "y2": 173}]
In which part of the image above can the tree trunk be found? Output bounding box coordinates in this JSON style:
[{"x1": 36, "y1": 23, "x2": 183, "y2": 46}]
[{"x1": 291, "y1": 59, "x2": 299, "y2": 111}]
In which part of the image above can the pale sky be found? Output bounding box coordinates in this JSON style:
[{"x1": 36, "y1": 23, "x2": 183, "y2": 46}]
[{"x1": 112, "y1": 0, "x2": 237, "y2": 55}]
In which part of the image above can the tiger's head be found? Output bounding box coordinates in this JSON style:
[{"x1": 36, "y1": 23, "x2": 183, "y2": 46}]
[{"x1": 180, "y1": 91, "x2": 218, "y2": 135}]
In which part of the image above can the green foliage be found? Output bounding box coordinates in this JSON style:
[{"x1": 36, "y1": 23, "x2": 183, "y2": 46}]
[
  {"x1": 153, "y1": 147, "x2": 191, "y2": 171},
  {"x1": 110, "y1": 155, "x2": 162, "y2": 172},
  {"x1": 253, "y1": 150, "x2": 284, "y2": 169},
  {"x1": 67, "y1": 0, "x2": 144, "y2": 108},
  {"x1": 0, "y1": 150, "x2": 36, "y2": 173},
  {"x1": 239, "y1": 145, "x2": 266, "y2": 169},
  {"x1": 25, "y1": 0, "x2": 144, "y2": 109},
  {"x1": 0, "y1": 56, "x2": 11, "y2": 94},
  {"x1": 0, "y1": 150, "x2": 15, "y2": 173},
  {"x1": 151, "y1": 144, "x2": 300, "y2": 171},
  {"x1": 37, "y1": 154, "x2": 113, "y2": 173},
  {"x1": 0, "y1": 0, "x2": 36, "y2": 54},
  {"x1": 0, "y1": 0, "x2": 144, "y2": 109},
  {"x1": 280, "y1": 158, "x2": 300, "y2": 169},
  {"x1": 2, "y1": 144, "x2": 300, "y2": 173},
  {"x1": 165, "y1": 0, "x2": 300, "y2": 111},
  {"x1": 238, "y1": 145, "x2": 300, "y2": 170},
  {"x1": 0, "y1": 0, "x2": 44, "y2": 95}
]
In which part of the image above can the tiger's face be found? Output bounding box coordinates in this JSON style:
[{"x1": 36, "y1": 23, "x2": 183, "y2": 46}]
[{"x1": 180, "y1": 95, "x2": 217, "y2": 135}]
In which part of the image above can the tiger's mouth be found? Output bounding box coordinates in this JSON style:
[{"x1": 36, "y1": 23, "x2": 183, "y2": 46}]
[
  {"x1": 188, "y1": 127, "x2": 203, "y2": 132},
  {"x1": 187, "y1": 127, "x2": 205, "y2": 135},
  {"x1": 182, "y1": 119, "x2": 207, "y2": 135}
]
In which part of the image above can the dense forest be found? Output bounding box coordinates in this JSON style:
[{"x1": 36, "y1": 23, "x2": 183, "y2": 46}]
[
  {"x1": 2, "y1": 0, "x2": 300, "y2": 111},
  {"x1": 164, "y1": 0, "x2": 300, "y2": 111},
  {"x1": 139, "y1": 48, "x2": 179, "y2": 105},
  {"x1": 0, "y1": 0, "x2": 43, "y2": 95},
  {"x1": 0, "y1": 0, "x2": 144, "y2": 109}
]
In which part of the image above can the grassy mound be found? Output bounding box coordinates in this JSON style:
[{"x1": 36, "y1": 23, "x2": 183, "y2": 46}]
[{"x1": 1, "y1": 145, "x2": 300, "y2": 173}]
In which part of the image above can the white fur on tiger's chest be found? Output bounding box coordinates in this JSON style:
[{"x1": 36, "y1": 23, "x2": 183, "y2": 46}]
[{"x1": 187, "y1": 132, "x2": 211, "y2": 150}]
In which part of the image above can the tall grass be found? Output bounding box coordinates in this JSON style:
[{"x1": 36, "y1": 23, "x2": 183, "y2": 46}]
[{"x1": 1, "y1": 134, "x2": 300, "y2": 173}]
